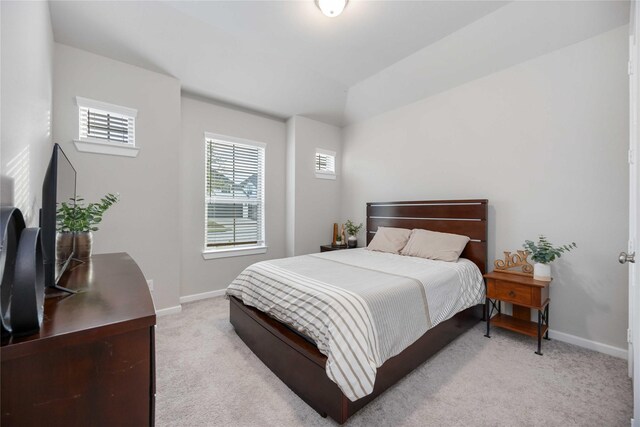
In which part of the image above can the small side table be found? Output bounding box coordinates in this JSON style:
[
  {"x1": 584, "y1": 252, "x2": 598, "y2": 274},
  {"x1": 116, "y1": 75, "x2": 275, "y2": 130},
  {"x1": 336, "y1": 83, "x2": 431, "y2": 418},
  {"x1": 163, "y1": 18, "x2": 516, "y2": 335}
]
[
  {"x1": 483, "y1": 271, "x2": 551, "y2": 355},
  {"x1": 320, "y1": 244, "x2": 350, "y2": 252}
]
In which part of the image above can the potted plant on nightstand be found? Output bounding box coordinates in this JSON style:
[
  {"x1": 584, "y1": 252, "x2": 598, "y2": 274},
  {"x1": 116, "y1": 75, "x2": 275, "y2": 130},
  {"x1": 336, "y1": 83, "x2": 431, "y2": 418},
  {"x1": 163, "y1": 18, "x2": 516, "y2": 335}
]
[
  {"x1": 345, "y1": 220, "x2": 364, "y2": 248},
  {"x1": 56, "y1": 193, "x2": 119, "y2": 260},
  {"x1": 523, "y1": 235, "x2": 576, "y2": 281}
]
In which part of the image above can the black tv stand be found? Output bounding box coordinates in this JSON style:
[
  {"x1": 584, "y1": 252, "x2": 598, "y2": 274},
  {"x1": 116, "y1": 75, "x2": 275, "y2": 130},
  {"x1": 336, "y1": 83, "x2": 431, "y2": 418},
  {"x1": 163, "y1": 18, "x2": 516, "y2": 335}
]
[
  {"x1": 50, "y1": 284, "x2": 78, "y2": 294},
  {"x1": 47, "y1": 258, "x2": 87, "y2": 295}
]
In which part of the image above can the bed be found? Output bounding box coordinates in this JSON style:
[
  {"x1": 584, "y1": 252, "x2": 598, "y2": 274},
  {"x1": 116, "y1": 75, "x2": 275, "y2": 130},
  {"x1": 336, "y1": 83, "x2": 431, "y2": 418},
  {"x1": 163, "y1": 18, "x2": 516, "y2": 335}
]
[{"x1": 227, "y1": 199, "x2": 488, "y2": 424}]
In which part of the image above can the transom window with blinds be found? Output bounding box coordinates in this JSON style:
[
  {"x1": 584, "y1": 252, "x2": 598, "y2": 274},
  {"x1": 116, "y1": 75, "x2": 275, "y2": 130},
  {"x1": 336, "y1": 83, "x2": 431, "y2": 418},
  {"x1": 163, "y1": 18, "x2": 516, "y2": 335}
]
[
  {"x1": 204, "y1": 133, "x2": 266, "y2": 255},
  {"x1": 315, "y1": 148, "x2": 336, "y2": 180},
  {"x1": 76, "y1": 97, "x2": 137, "y2": 146}
]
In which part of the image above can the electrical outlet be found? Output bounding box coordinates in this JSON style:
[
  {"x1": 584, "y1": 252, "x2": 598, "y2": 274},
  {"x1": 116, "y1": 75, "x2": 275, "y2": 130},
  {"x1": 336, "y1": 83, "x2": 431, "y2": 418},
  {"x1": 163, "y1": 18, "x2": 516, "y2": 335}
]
[{"x1": 147, "y1": 279, "x2": 154, "y2": 291}]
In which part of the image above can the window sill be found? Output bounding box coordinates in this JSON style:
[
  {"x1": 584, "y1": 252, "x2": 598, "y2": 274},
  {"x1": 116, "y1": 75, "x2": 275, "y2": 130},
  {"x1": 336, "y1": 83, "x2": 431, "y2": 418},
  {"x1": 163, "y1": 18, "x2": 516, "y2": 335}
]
[
  {"x1": 74, "y1": 139, "x2": 140, "y2": 158},
  {"x1": 202, "y1": 245, "x2": 268, "y2": 260},
  {"x1": 315, "y1": 172, "x2": 336, "y2": 180}
]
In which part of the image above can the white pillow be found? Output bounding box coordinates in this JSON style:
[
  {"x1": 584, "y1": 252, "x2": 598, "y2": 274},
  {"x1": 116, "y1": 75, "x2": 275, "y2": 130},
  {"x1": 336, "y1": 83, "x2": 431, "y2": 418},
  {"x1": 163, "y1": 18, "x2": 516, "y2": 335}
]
[
  {"x1": 400, "y1": 229, "x2": 470, "y2": 262},
  {"x1": 366, "y1": 227, "x2": 412, "y2": 254}
]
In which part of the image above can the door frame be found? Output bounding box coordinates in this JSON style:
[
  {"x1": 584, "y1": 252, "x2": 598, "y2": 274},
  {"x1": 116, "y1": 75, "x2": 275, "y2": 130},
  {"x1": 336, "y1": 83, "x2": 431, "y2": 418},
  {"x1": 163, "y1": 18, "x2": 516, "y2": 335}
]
[{"x1": 629, "y1": 2, "x2": 639, "y2": 425}]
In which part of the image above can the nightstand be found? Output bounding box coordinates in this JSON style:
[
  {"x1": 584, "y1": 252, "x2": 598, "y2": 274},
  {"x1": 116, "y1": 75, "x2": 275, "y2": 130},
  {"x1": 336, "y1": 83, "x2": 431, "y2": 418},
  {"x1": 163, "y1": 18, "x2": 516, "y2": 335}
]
[
  {"x1": 483, "y1": 271, "x2": 551, "y2": 355},
  {"x1": 320, "y1": 244, "x2": 349, "y2": 252}
]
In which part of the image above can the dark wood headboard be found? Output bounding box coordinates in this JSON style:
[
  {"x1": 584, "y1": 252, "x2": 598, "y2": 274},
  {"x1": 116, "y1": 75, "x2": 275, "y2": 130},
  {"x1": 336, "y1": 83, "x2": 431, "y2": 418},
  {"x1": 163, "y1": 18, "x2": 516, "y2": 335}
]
[{"x1": 366, "y1": 199, "x2": 488, "y2": 274}]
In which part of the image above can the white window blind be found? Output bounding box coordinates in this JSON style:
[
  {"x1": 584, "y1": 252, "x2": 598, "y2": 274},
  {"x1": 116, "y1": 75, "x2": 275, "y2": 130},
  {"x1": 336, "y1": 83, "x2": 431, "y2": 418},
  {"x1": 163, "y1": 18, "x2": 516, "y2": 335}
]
[
  {"x1": 76, "y1": 97, "x2": 137, "y2": 146},
  {"x1": 315, "y1": 148, "x2": 336, "y2": 179},
  {"x1": 205, "y1": 135, "x2": 265, "y2": 250}
]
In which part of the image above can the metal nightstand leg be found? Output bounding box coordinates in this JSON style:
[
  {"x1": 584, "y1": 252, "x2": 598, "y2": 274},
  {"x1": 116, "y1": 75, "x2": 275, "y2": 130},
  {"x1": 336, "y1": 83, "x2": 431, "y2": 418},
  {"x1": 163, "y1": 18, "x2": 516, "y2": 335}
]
[
  {"x1": 484, "y1": 297, "x2": 491, "y2": 338},
  {"x1": 543, "y1": 304, "x2": 550, "y2": 340},
  {"x1": 484, "y1": 298, "x2": 501, "y2": 338},
  {"x1": 535, "y1": 304, "x2": 550, "y2": 355},
  {"x1": 535, "y1": 310, "x2": 543, "y2": 355}
]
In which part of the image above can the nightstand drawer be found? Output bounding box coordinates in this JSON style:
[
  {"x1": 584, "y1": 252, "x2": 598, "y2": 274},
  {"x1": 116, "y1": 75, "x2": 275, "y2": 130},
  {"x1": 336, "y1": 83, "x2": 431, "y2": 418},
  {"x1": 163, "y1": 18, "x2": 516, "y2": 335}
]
[{"x1": 487, "y1": 280, "x2": 532, "y2": 306}]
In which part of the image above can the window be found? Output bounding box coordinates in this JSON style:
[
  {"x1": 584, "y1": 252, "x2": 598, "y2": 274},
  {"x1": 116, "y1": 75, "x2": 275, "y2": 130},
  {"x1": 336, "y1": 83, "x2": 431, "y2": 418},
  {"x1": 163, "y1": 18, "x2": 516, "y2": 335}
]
[
  {"x1": 204, "y1": 133, "x2": 266, "y2": 258},
  {"x1": 315, "y1": 148, "x2": 336, "y2": 180},
  {"x1": 74, "y1": 96, "x2": 139, "y2": 157}
]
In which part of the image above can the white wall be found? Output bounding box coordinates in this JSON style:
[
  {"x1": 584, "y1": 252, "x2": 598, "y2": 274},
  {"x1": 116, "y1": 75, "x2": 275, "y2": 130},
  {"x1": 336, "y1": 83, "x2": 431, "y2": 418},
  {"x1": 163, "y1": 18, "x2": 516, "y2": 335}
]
[
  {"x1": 341, "y1": 26, "x2": 629, "y2": 349},
  {"x1": 52, "y1": 43, "x2": 182, "y2": 310},
  {"x1": 1, "y1": 1, "x2": 54, "y2": 224},
  {"x1": 286, "y1": 116, "x2": 342, "y2": 255},
  {"x1": 285, "y1": 117, "x2": 296, "y2": 257},
  {"x1": 180, "y1": 95, "x2": 287, "y2": 297}
]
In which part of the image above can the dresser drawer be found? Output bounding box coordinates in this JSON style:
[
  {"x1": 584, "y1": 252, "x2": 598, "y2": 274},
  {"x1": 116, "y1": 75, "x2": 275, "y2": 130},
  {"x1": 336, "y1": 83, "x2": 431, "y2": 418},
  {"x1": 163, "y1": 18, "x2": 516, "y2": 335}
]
[{"x1": 487, "y1": 280, "x2": 532, "y2": 306}]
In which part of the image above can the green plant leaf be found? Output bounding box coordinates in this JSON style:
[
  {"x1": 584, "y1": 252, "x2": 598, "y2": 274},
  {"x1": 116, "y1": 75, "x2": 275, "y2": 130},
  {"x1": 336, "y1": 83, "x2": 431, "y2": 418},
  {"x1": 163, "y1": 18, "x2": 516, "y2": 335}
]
[
  {"x1": 55, "y1": 193, "x2": 119, "y2": 233},
  {"x1": 523, "y1": 235, "x2": 576, "y2": 264}
]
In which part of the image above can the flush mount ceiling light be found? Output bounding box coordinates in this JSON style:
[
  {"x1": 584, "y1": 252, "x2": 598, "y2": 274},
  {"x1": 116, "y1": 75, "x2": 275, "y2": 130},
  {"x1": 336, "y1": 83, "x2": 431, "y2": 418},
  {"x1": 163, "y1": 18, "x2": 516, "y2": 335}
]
[{"x1": 315, "y1": 0, "x2": 348, "y2": 18}]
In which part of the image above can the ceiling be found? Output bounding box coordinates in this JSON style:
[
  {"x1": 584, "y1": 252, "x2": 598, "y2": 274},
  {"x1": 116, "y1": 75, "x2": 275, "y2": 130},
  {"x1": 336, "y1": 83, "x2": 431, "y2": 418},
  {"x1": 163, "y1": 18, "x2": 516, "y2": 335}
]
[
  {"x1": 49, "y1": 1, "x2": 629, "y2": 126},
  {"x1": 165, "y1": 1, "x2": 507, "y2": 88}
]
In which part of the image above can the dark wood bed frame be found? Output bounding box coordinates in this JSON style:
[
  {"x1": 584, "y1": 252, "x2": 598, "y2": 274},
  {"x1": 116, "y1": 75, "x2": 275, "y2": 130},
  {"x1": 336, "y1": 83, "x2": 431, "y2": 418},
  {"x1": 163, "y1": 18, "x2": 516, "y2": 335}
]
[{"x1": 229, "y1": 199, "x2": 488, "y2": 424}]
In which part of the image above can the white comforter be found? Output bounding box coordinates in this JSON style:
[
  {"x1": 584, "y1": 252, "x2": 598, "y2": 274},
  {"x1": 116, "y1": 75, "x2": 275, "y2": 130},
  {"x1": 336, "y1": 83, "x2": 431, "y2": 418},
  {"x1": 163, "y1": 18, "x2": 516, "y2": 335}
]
[{"x1": 226, "y1": 248, "x2": 484, "y2": 401}]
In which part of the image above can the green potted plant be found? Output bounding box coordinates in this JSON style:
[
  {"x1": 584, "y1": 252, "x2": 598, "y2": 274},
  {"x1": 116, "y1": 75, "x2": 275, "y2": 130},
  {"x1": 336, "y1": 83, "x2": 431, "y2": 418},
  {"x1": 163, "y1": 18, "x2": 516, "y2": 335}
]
[
  {"x1": 56, "y1": 193, "x2": 119, "y2": 260},
  {"x1": 523, "y1": 235, "x2": 576, "y2": 281},
  {"x1": 345, "y1": 220, "x2": 364, "y2": 248}
]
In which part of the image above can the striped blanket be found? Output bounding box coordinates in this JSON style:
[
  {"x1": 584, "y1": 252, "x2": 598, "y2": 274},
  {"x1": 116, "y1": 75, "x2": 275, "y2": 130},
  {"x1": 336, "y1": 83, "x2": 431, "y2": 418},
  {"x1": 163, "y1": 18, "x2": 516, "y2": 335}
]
[{"x1": 226, "y1": 248, "x2": 484, "y2": 401}]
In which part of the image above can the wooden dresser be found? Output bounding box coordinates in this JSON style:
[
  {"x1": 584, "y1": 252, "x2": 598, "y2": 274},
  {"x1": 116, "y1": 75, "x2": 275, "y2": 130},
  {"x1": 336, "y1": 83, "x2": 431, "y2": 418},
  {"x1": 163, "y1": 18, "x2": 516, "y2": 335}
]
[{"x1": 1, "y1": 253, "x2": 156, "y2": 426}]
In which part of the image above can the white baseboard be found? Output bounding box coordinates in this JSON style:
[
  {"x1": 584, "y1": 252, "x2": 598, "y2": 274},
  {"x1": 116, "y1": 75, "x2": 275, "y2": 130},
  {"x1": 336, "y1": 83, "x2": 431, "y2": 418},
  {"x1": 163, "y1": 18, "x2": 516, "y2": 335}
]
[
  {"x1": 179, "y1": 288, "x2": 226, "y2": 304},
  {"x1": 155, "y1": 289, "x2": 226, "y2": 316},
  {"x1": 155, "y1": 305, "x2": 182, "y2": 317},
  {"x1": 549, "y1": 329, "x2": 627, "y2": 359}
]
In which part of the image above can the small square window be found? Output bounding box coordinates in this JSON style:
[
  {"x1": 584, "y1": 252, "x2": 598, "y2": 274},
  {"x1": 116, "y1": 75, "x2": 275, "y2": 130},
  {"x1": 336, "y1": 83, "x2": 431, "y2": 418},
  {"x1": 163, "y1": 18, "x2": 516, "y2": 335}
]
[
  {"x1": 74, "y1": 96, "x2": 139, "y2": 157},
  {"x1": 315, "y1": 148, "x2": 336, "y2": 180}
]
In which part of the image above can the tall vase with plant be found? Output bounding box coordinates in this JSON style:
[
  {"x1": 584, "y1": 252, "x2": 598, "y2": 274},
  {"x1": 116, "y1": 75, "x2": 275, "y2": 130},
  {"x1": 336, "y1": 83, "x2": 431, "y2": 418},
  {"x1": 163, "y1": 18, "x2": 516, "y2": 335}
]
[
  {"x1": 523, "y1": 235, "x2": 576, "y2": 281},
  {"x1": 56, "y1": 193, "x2": 119, "y2": 260},
  {"x1": 345, "y1": 220, "x2": 364, "y2": 248}
]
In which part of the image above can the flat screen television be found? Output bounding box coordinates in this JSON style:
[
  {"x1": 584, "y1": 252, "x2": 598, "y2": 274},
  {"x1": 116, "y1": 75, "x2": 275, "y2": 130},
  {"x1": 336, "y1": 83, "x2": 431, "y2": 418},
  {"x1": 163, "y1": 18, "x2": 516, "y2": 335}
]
[{"x1": 41, "y1": 143, "x2": 77, "y2": 292}]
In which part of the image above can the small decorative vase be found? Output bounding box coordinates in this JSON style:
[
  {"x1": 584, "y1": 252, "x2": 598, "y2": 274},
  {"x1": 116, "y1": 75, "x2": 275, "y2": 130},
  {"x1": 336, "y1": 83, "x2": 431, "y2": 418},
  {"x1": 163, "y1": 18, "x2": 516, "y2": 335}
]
[
  {"x1": 74, "y1": 231, "x2": 93, "y2": 260},
  {"x1": 533, "y1": 262, "x2": 551, "y2": 282},
  {"x1": 348, "y1": 235, "x2": 357, "y2": 248}
]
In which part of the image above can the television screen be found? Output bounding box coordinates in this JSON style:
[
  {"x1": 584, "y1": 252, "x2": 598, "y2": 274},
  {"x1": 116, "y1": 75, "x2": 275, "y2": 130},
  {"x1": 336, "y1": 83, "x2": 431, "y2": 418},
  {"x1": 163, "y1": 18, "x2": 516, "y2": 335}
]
[{"x1": 41, "y1": 144, "x2": 77, "y2": 287}]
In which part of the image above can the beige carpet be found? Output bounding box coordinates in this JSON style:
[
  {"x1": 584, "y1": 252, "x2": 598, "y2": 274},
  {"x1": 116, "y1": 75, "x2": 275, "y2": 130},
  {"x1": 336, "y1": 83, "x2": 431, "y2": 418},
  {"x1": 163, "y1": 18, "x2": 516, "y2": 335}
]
[{"x1": 155, "y1": 297, "x2": 632, "y2": 426}]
